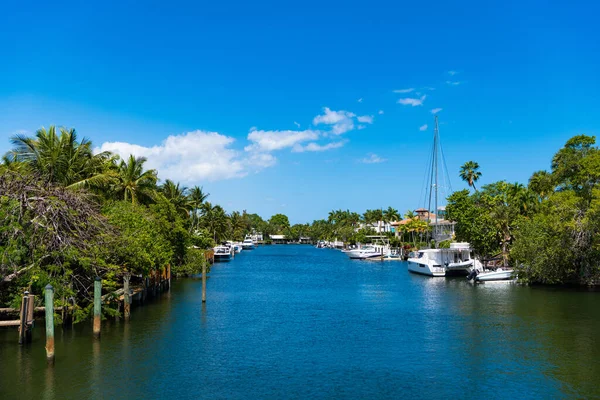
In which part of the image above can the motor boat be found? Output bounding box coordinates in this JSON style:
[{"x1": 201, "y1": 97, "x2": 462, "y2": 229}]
[
  {"x1": 468, "y1": 268, "x2": 515, "y2": 282},
  {"x1": 213, "y1": 246, "x2": 232, "y2": 262},
  {"x1": 242, "y1": 236, "x2": 255, "y2": 250},
  {"x1": 407, "y1": 242, "x2": 482, "y2": 277},
  {"x1": 346, "y1": 244, "x2": 389, "y2": 260}
]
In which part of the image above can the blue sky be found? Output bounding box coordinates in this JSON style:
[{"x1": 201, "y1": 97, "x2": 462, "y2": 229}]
[{"x1": 1, "y1": 0, "x2": 599, "y2": 223}]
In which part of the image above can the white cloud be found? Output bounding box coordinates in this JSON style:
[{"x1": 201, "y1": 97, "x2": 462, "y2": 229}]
[
  {"x1": 313, "y1": 107, "x2": 356, "y2": 135},
  {"x1": 245, "y1": 128, "x2": 319, "y2": 152},
  {"x1": 360, "y1": 153, "x2": 387, "y2": 164},
  {"x1": 393, "y1": 88, "x2": 414, "y2": 93},
  {"x1": 294, "y1": 121, "x2": 301, "y2": 128},
  {"x1": 357, "y1": 115, "x2": 374, "y2": 124},
  {"x1": 378, "y1": 110, "x2": 384, "y2": 115},
  {"x1": 419, "y1": 124, "x2": 428, "y2": 131},
  {"x1": 446, "y1": 80, "x2": 461, "y2": 86},
  {"x1": 292, "y1": 141, "x2": 347, "y2": 153},
  {"x1": 422, "y1": 87, "x2": 436, "y2": 91},
  {"x1": 357, "y1": 98, "x2": 363, "y2": 103},
  {"x1": 97, "y1": 130, "x2": 269, "y2": 183},
  {"x1": 447, "y1": 70, "x2": 458, "y2": 76},
  {"x1": 397, "y1": 95, "x2": 426, "y2": 106},
  {"x1": 430, "y1": 108, "x2": 443, "y2": 114}
]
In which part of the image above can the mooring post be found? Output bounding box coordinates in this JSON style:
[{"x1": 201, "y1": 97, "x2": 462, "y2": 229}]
[
  {"x1": 93, "y1": 277, "x2": 102, "y2": 339},
  {"x1": 124, "y1": 273, "x2": 131, "y2": 321},
  {"x1": 201, "y1": 258, "x2": 207, "y2": 303},
  {"x1": 18, "y1": 291, "x2": 29, "y2": 345},
  {"x1": 26, "y1": 293, "x2": 35, "y2": 343},
  {"x1": 167, "y1": 264, "x2": 171, "y2": 290},
  {"x1": 45, "y1": 285, "x2": 55, "y2": 364}
]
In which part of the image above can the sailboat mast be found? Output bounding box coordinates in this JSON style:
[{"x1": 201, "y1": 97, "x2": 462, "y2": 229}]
[{"x1": 434, "y1": 115, "x2": 439, "y2": 244}]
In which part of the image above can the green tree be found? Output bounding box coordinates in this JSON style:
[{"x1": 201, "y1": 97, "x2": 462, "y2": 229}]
[
  {"x1": 269, "y1": 213, "x2": 290, "y2": 234},
  {"x1": 7, "y1": 126, "x2": 114, "y2": 189},
  {"x1": 159, "y1": 179, "x2": 190, "y2": 217},
  {"x1": 383, "y1": 206, "x2": 400, "y2": 222},
  {"x1": 459, "y1": 161, "x2": 482, "y2": 191},
  {"x1": 188, "y1": 186, "x2": 209, "y2": 232},
  {"x1": 112, "y1": 155, "x2": 158, "y2": 204}
]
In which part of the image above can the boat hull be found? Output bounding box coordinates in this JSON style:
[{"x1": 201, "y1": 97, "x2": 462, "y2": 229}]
[
  {"x1": 407, "y1": 260, "x2": 446, "y2": 277},
  {"x1": 475, "y1": 269, "x2": 514, "y2": 282},
  {"x1": 214, "y1": 254, "x2": 232, "y2": 262}
]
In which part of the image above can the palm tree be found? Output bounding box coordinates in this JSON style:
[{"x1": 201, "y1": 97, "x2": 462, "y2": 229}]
[
  {"x1": 383, "y1": 207, "x2": 400, "y2": 222},
  {"x1": 113, "y1": 155, "x2": 158, "y2": 204},
  {"x1": 160, "y1": 180, "x2": 190, "y2": 217},
  {"x1": 188, "y1": 186, "x2": 210, "y2": 232},
  {"x1": 8, "y1": 126, "x2": 114, "y2": 189},
  {"x1": 201, "y1": 202, "x2": 228, "y2": 241},
  {"x1": 459, "y1": 161, "x2": 482, "y2": 191},
  {"x1": 404, "y1": 210, "x2": 416, "y2": 220},
  {"x1": 528, "y1": 170, "x2": 554, "y2": 199},
  {"x1": 229, "y1": 211, "x2": 246, "y2": 240}
]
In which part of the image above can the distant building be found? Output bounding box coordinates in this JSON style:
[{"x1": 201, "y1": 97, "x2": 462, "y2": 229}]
[
  {"x1": 269, "y1": 234, "x2": 286, "y2": 244},
  {"x1": 390, "y1": 207, "x2": 455, "y2": 241}
]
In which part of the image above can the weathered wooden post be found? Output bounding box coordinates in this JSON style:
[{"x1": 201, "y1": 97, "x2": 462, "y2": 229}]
[
  {"x1": 201, "y1": 258, "x2": 207, "y2": 303},
  {"x1": 123, "y1": 273, "x2": 131, "y2": 321},
  {"x1": 18, "y1": 291, "x2": 29, "y2": 344},
  {"x1": 167, "y1": 264, "x2": 171, "y2": 290},
  {"x1": 26, "y1": 293, "x2": 35, "y2": 343},
  {"x1": 45, "y1": 284, "x2": 55, "y2": 364},
  {"x1": 93, "y1": 277, "x2": 101, "y2": 339}
]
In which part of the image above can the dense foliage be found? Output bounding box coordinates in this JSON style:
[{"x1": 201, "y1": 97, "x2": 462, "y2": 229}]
[{"x1": 448, "y1": 135, "x2": 600, "y2": 285}]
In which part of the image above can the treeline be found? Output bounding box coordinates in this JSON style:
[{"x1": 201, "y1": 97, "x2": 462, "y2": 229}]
[
  {"x1": 448, "y1": 135, "x2": 600, "y2": 285},
  {"x1": 0, "y1": 127, "x2": 293, "y2": 318}
]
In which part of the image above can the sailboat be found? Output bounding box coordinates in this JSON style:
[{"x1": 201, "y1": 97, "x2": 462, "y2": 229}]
[{"x1": 407, "y1": 116, "x2": 482, "y2": 277}]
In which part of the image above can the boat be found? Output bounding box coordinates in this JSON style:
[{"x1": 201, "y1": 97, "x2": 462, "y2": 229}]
[
  {"x1": 469, "y1": 268, "x2": 515, "y2": 282},
  {"x1": 346, "y1": 243, "x2": 389, "y2": 260},
  {"x1": 406, "y1": 116, "x2": 483, "y2": 276},
  {"x1": 408, "y1": 242, "x2": 481, "y2": 277},
  {"x1": 227, "y1": 241, "x2": 243, "y2": 253},
  {"x1": 242, "y1": 236, "x2": 255, "y2": 250},
  {"x1": 213, "y1": 245, "x2": 232, "y2": 262}
]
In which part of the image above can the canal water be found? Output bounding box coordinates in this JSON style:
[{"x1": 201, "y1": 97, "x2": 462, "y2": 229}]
[{"x1": 1, "y1": 245, "x2": 599, "y2": 399}]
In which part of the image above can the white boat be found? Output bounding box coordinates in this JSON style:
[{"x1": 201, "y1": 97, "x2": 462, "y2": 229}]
[
  {"x1": 213, "y1": 246, "x2": 232, "y2": 262},
  {"x1": 346, "y1": 243, "x2": 389, "y2": 260},
  {"x1": 242, "y1": 237, "x2": 255, "y2": 250},
  {"x1": 233, "y1": 243, "x2": 242, "y2": 253},
  {"x1": 472, "y1": 268, "x2": 515, "y2": 282},
  {"x1": 407, "y1": 242, "x2": 481, "y2": 277}
]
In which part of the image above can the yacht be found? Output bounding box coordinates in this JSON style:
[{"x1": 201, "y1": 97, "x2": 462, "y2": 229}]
[
  {"x1": 407, "y1": 242, "x2": 481, "y2": 276},
  {"x1": 346, "y1": 243, "x2": 389, "y2": 260},
  {"x1": 242, "y1": 236, "x2": 255, "y2": 250},
  {"x1": 213, "y1": 245, "x2": 232, "y2": 262}
]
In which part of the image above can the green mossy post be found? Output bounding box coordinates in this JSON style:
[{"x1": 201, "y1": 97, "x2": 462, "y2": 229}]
[
  {"x1": 45, "y1": 285, "x2": 55, "y2": 365},
  {"x1": 123, "y1": 274, "x2": 131, "y2": 321},
  {"x1": 93, "y1": 277, "x2": 102, "y2": 339},
  {"x1": 201, "y1": 258, "x2": 207, "y2": 303}
]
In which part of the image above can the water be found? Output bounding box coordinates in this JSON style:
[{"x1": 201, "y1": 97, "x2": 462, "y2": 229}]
[{"x1": 1, "y1": 245, "x2": 599, "y2": 399}]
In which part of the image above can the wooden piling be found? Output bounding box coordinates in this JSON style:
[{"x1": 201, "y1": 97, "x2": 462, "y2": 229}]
[
  {"x1": 202, "y1": 258, "x2": 207, "y2": 303},
  {"x1": 18, "y1": 292, "x2": 29, "y2": 345},
  {"x1": 93, "y1": 277, "x2": 101, "y2": 339},
  {"x1": 167, "y1": 264, "x2": 171, "y2": 289},
  {"x1": 45, "y1": 285, "x2": 55, "y2": 364},
  {"x1": 26, "y1": 293, "x2": 34, "y2": 343},
  {"x1": 123, "y1": 274, "x2": 131, "y2": 320}
]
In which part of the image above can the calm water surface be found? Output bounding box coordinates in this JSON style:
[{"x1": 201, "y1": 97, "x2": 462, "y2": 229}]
[{"x1": 1, "y1": 245, "x2": 599, "y2": 399}]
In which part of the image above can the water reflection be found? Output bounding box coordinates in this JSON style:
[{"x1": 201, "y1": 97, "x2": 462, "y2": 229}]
[{"x1": 0, "y1": 247, "x2": 598, "y2": 398}]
